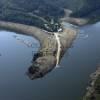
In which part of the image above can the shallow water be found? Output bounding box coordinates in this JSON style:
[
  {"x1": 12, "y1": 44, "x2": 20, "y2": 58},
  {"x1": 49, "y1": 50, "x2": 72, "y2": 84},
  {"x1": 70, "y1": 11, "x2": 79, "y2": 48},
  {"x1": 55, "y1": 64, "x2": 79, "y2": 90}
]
[{"x1": 0, "y1": 22, "x2": 100, "y2": 100}]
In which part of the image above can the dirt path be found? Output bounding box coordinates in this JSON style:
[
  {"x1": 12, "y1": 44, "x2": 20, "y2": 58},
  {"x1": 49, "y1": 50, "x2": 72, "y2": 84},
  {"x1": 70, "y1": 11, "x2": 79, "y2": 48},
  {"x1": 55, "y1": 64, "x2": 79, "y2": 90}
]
[{"x1": 54, "y1": 32, "x2": 61, "y2": 66}]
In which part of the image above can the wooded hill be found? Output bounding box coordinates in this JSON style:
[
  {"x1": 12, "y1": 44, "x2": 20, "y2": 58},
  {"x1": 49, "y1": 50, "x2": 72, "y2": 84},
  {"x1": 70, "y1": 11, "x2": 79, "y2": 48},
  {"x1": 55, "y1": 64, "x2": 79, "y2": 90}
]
[{"x1": 0, "y1": 0, "x2": 100, "y2": 29}]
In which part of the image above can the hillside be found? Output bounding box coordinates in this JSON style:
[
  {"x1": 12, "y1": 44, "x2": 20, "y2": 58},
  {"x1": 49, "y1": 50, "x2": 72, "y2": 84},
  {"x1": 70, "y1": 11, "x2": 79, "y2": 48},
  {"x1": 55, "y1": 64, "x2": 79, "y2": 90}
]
[{"x1": 0, "y1": 0, "x2": 100, "y2": 29}]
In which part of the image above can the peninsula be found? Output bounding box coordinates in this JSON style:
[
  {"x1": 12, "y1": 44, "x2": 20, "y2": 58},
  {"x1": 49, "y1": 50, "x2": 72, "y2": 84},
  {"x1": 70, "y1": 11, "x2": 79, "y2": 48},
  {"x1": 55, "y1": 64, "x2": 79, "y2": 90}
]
[{"x1": 0, "y1": 20, "x2": 78, "y2": 79}]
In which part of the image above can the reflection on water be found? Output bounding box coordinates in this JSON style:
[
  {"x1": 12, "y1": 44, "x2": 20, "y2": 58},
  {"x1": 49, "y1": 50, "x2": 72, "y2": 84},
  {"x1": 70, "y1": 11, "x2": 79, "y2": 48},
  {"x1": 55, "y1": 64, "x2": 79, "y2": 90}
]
[{"x1": 0, "y1": 22, "x2": 100, "y2": 100}]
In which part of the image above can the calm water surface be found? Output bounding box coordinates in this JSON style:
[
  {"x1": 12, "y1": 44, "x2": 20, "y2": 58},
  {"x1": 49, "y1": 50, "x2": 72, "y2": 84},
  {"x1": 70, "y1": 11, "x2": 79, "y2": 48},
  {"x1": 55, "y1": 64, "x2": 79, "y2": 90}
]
[{"x1": 0, "y1": 22, "x2": 100, "y2": 100}]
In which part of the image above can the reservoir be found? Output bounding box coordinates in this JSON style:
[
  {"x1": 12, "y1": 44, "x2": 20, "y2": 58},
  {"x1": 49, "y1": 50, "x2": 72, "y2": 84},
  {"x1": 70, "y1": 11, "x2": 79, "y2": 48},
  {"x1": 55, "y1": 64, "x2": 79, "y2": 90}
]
[{"x1": 0, "y1": 22, "x2": 100, "y2": 100}]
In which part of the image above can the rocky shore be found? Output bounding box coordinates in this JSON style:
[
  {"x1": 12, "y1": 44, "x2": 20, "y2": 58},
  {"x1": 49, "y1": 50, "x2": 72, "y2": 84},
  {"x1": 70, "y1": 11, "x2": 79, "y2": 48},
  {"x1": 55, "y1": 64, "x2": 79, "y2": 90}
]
[
  {"x1": 0, "y1": 20, "x2": 78, "y2": 79},
  {"x1": 83, "y1": 65, "x2": 100, "y2": 100}
]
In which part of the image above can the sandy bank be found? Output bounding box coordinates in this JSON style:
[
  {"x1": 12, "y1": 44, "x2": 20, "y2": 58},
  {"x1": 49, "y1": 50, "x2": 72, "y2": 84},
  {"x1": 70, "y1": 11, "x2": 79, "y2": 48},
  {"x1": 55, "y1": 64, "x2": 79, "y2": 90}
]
[
  {"x1": 60, "y1": 17, "x2": 89, "y2": 26},
  {"x1": 0, "y1": 21, "x2": 49, "y2": 45}
]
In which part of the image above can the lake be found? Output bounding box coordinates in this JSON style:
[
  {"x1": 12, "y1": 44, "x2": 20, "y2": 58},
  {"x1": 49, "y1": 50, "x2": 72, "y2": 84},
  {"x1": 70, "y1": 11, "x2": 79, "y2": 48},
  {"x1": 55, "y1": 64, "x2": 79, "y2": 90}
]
[{"x1": 0, "y1": 22, "x2": 100, "y2": 100}]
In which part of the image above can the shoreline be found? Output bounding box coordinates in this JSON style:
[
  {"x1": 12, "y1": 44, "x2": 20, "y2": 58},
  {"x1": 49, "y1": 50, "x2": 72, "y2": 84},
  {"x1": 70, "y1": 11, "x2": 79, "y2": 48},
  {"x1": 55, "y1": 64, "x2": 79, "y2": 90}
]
[
  {"x1": 60, "y1": 16, "x2": 89, "y2": 26},
  {"x1": 0, "y1": 20, "x2": 78, "y2": 79}
]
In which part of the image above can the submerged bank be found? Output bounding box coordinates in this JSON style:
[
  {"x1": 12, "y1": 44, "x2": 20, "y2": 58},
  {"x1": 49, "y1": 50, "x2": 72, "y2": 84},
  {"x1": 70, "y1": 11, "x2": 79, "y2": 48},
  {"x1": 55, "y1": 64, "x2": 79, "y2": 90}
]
[{"x1": 0, "y1": 20, "x2": 78, "y2": 79}]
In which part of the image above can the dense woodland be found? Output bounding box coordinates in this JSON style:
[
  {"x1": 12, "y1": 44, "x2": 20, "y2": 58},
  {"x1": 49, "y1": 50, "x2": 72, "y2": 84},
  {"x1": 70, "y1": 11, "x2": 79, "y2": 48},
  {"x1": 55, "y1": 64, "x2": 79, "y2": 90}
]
[{"x1": 0, "y1": 0, "x2": 100, "y2": 29}]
